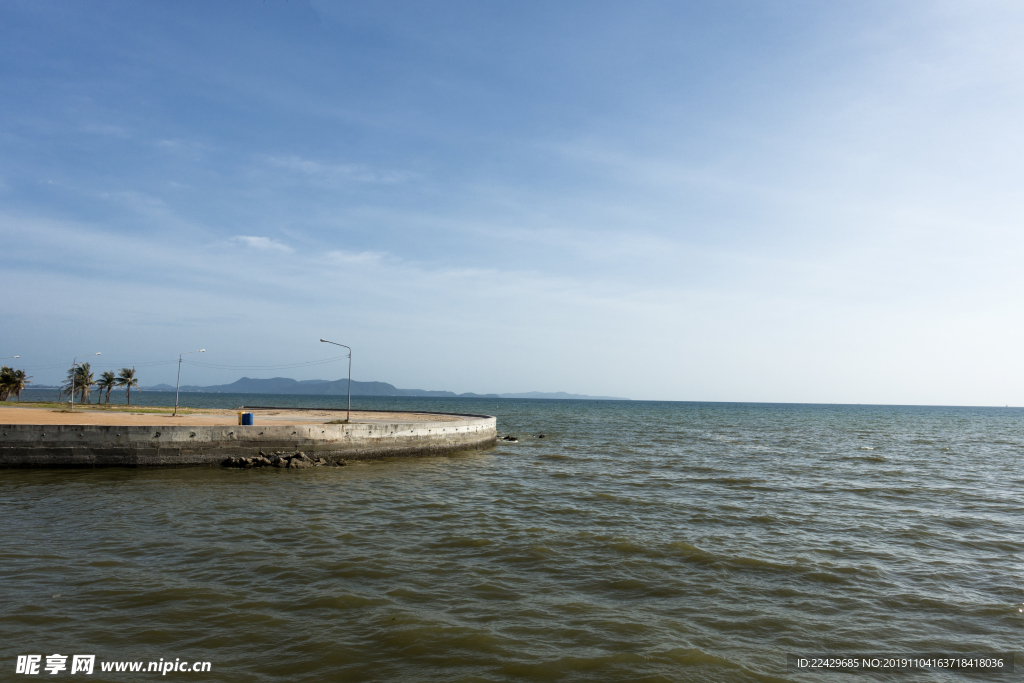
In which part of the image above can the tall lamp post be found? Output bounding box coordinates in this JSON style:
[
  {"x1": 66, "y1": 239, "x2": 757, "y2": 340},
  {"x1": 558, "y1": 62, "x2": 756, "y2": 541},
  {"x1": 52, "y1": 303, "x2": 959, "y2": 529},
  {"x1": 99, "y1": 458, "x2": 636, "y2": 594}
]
[
  {"x1": 70, "y1": 353, "x2": 101, "y2": 412},
  {"x1": 173, "y1": 349, "x2": 205, "y2": 416},
  {"x1": 320, "y1": 339, "x2": 351, "y2": 422}
]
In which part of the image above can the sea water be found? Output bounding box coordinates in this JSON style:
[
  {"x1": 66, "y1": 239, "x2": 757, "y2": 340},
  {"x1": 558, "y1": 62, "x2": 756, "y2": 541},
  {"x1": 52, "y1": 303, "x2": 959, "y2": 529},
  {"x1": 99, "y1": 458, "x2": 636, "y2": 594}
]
[{"x1": 1, "y1": 394, "x2": 1020, "y2": 681}]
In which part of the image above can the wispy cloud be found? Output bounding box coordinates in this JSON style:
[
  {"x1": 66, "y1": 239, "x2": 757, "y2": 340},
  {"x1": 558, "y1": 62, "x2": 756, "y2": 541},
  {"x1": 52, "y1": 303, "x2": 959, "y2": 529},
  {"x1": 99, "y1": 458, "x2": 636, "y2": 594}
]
[
  {"x1": 264, "y1": 155, "x2": 414, "y2": 184},
  {"x1": 323, "y1": 249, "x2": 386, "y2": 265},
  {"x1": 154, "y1": 138, "x2": 211, "y2": 160},
  {"x1": 81, "y1": 123, "x2": 130, "y2": 138},
  {"x1": 231, "y1": 235, "x2": 292, "y2": 252}
]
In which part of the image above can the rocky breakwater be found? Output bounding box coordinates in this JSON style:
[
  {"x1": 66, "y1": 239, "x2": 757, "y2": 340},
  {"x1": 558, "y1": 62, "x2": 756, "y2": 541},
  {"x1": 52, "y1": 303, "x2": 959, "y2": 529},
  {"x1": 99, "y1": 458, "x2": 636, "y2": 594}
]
[{"x1": 222, "y1": 451, "x2": 346, "y2": 469}]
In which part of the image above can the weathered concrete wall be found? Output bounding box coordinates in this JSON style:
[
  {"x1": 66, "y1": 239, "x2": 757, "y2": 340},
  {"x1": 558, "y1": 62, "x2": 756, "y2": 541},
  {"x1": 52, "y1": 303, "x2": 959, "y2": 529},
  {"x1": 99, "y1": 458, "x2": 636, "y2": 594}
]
[{"x1": 0, "y1": 414, "x2": 497, "y2": 467}]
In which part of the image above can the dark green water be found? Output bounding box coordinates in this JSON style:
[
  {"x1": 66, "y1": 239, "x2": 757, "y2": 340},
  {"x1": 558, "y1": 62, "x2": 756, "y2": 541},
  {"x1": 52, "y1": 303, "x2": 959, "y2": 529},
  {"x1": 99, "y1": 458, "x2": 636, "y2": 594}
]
[{"x1": 2, "y1": 393, "x2": 1021, "y2": 681}]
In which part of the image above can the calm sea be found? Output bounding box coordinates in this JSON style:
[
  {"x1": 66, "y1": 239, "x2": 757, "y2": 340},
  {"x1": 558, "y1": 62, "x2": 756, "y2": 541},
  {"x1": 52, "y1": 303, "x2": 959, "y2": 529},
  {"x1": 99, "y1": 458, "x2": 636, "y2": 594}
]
[{"x1": 1, "y1": 391, "x2": 1021, "y2": 681}]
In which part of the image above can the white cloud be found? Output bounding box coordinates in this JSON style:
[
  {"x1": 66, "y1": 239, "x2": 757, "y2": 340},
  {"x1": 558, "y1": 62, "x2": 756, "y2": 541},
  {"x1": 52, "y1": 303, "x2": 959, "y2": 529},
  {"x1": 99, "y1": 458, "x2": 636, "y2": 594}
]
[
  {"x1": 323, "y1": 249, "x2": 386, "y2": 265},
  {"x1": 231, "y1": 235, "x2": 292, "y2": 252}
]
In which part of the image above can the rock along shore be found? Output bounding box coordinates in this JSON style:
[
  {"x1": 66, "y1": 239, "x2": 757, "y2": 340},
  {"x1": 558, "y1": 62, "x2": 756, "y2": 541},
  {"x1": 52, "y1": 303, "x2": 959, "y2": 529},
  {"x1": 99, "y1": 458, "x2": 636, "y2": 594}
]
[{"x1": 222, "y1": 451, "x2": 346, "y2": 469}]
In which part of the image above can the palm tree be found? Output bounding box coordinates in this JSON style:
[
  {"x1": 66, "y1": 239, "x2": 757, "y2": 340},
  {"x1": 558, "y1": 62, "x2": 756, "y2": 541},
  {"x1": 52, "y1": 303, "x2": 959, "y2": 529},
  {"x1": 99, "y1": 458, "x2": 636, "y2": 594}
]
[
  {"x1": 0, "y1": 366, "x2": 13, "y2": 401},
  {"x1": 59, "y1": 364, "x2": 93, "y2": 404},
  {"x1": 117, "y1": 367, "x2": 140, "y2": 405},
  {"x1": 7, "y1": 368, "x2": 31, "y2": 401},
  {"x1": 96, "y1": 371, "x2": 118, "y2": 404},
  {"x1": 60, "y1": 366, "x2": 76, "y2": 403},
  {"x1": 73, "y1": 363, "x2": 96, "y2": 404}
]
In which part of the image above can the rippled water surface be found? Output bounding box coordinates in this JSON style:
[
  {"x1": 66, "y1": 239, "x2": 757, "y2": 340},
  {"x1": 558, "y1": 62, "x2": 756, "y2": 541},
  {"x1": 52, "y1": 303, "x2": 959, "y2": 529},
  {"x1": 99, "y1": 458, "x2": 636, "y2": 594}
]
[{"x1": 2, "y1": 395, "x2": 1021, "y2": 681}]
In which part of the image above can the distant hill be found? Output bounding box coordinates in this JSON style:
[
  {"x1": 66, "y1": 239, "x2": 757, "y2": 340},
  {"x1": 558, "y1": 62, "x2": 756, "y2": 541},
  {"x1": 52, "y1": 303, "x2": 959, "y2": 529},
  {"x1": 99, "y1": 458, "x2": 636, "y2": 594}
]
[
  {"x1": 498, "y1": 391, "x2": 628, "y2": 400},
  {"x1": 141, "y1": 377, "x2": 627, "y2": 400}
]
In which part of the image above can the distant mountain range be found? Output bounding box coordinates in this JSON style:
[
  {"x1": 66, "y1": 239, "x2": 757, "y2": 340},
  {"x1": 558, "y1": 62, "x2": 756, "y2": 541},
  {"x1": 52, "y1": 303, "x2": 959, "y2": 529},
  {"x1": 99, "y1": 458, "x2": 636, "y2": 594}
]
[{"x1": 139, "y1": 377, "x2": 628, "y2": 401}]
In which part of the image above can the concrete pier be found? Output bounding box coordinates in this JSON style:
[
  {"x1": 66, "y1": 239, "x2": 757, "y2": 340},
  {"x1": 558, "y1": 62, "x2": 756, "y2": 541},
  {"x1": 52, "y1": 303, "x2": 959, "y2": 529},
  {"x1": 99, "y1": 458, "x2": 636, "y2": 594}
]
[{"x1": 0, "y1": 406, "x2": 497, "y2": 467}]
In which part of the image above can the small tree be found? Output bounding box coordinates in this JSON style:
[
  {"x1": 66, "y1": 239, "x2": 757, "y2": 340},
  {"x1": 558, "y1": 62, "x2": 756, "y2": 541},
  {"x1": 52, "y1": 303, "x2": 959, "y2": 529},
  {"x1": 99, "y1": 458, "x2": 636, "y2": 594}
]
[
  {"x1": 75, "y1": 363, "x2": 96, "y2": 404},
  {"x1": 0, "y1": 366, "x2": 13, "y2": 401},
  {"x1": 61, "y1": 363, "x2": 96, "y2": 404},
  {"x1": 117, "y1": 367, "x2": 140, "y2": 405},
  {"x1": 96, "y1": 371, "x2": 118, "y2": 404},
  {"x1": 60, "y1": 366, "x2": 76, "y2": 402},
  {"x1": 8, "y1": 368, "x2": 31, "y2": 401}
]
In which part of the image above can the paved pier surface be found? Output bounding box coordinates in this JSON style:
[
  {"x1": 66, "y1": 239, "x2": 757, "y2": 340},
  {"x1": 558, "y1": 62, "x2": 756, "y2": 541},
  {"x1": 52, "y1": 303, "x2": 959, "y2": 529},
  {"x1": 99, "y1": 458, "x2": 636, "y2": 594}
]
[
  {"x1": 0, "y1": 406, "x2": 466, "y2": 426},
  {"x1": 0, "y1": 406, "x2": 497, "y2": 467}
]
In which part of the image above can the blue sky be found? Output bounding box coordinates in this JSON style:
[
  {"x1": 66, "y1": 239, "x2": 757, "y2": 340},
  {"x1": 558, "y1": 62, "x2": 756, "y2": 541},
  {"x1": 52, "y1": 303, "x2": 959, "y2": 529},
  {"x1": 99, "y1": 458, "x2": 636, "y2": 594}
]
[{"x1": 2, "y1": 1, "x2": 1023, "y2": 404}]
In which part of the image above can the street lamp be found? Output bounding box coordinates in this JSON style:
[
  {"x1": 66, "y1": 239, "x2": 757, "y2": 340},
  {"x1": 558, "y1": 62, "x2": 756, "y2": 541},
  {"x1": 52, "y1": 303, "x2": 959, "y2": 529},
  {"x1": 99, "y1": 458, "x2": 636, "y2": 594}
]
[
  {"x1": 173, "y1": 349, "x2": 205, "y2": 416},
  {"x1": 320, "y1": 339, "x2": 351, "y2": 422},
  {"x1": 70, "y1": 353, "x2": 101, "y2": 412},
  {"x1": 0, "y1": 356, "x2": 19, "y2": 360}
]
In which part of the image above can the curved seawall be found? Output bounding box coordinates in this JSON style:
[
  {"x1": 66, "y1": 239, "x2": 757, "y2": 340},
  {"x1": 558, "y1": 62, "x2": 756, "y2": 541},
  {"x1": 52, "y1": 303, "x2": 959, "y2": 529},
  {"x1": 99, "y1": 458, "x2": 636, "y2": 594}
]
[{"x1": 0, "y1": 408, "x2": 497, "y2": 467}]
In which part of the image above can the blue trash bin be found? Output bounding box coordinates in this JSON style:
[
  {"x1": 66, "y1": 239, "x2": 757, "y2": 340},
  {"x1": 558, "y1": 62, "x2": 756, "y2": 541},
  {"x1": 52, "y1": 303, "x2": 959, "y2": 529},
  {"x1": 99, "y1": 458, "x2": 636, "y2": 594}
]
[{"x1": 241, "y1": 412, "x2": 254, "y2": 426}]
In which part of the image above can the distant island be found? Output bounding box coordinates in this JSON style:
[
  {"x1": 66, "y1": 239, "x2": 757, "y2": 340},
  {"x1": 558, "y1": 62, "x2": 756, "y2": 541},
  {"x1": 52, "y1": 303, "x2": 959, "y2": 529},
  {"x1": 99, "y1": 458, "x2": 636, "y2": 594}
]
[{"x1": 134, "y1": 377, "x2": 629, "y2": 401}]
